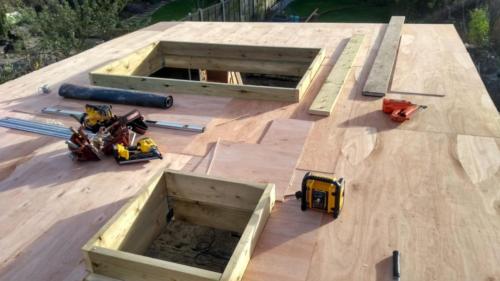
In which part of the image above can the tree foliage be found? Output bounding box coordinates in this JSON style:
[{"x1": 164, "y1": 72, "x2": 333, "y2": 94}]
[
  {"x1": 468, "y1": 7, "x2": 490, "y2": 47},
  {"x1": 23, "y1": 0, "x2": 130, "y2": 58},
  {"x1": 0, "y1": 3, "x2": 8, "y2": 39}
]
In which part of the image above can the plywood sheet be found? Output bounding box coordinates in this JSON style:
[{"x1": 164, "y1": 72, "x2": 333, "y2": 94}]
[
  {"x1": 207, "y1": 119, "x2": 312, "y2": 200},
  {"x1": 259, "y1": 118, "x2": 313, "y2": 152},
  {"x1": 208, "y1": 140, "x2": 297, "y2": 201},
  {"x1": 305, "y1": 129, "x2": 500, "y2": 281},
  {"x1": 243, "y1": 200, "x2": 323, "y2": 281}
]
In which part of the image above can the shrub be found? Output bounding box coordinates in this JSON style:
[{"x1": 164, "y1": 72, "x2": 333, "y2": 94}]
[{"x1": 468, "y1": 7, "x2": 490, "y2": 47}]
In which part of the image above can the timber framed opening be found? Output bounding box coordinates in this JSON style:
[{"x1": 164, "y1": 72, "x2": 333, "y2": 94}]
[
  {"x1": 82, "y1": 170, "x2": 275, "y2": 281},
  {"x1": 90, "y1": 41, "x2": 325, "y2": 102}
]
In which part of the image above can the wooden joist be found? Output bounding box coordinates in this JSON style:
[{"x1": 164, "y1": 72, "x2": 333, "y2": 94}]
[
  {"x1": 308, "y1": 34, "x2": 364, "y2": 116},
  {"x1": 362, "y1": 16, "x2": 405, "y2": 97}
]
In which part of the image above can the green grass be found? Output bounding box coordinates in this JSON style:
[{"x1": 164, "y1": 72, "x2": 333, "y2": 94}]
[
  {"x1": 285, "y1": 0, "x2": 392, "y2": 23},
  {"x1": 151, "y1": 0, "x2": 219, "y2": 22}
]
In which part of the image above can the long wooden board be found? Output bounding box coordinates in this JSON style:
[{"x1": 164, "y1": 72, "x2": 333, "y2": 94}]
[
  {"x1": 362, "y1": 16, "x2": 405, "y2": 97},
  {"x1": 309, "y1": 34, "x2": 364, "y2": 116},
  {"x1": 91, "y1": 73, "x2": 299, "y2": 102}
]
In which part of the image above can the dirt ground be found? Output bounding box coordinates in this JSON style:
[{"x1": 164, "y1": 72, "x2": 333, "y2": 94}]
[{"x1": 144, "y1": 220, "x2": 241, "y2": 273}]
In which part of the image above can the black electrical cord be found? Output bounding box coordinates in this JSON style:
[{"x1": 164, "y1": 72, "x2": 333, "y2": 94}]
[{"x1": 193, "y1": 228, "x2": 233, "y2": 268}]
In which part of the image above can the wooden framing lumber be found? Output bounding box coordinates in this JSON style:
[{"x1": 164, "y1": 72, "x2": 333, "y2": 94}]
[
  {"x1": 162, "y1": 55, "x2": 308, "y2": 76},
  {"x1": 159, "y1": 41, "x2": 319, "y2": 62},
  {"x1": 172, "y1": 199, "x2": 252, "y2": 233},
  {"x1": 93, "y1": 42, "x2": 162, "y2": 76},
  {"x1": 84, "y1": 273, "x2": 123, "y2": 281},
  {"x1": 220, "y1": 184, "x2": 275, "y2": 281},
  {"x1": 81, "y1": 170, "x2": 166, "y2": 253},
  {"x1": 90, "y1": 41, "x2": 324, "y2": 102},
  {"x1": 309, "y1": 35, "x2": 364, "y2": 116},
  {"x1": 87, "y1": 247, "x2": 221, "y2": 281},
  {"x1": 91, "y1": 73, "x2": 299, "y2": 101},
  {"x1": 164, "y1": 170, "x2": 265, "y2": 211},
  {"x1": 296, "y1": 48, "x2": 326, "y2": 100},
  {"x1": 362, "y1": 16, "x2": 405, "y2": 97},
  {"x1": 82, "y1": 170, "x2": 275, "y2": 281}
]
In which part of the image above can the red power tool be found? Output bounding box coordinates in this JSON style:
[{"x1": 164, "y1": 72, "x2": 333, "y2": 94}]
[{"x1": 382, "y1": 98, "x2": 427, "y2": 123}]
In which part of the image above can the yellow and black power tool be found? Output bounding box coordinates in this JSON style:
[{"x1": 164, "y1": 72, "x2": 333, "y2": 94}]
[
  {"x1": 113, "y1": 137, "x2": 163, "y2": 164},
  {"x1": 76, "y1": 104, "x2": 115, "y2": 133},
  {"x1": 295, "y1": 172, "x2": 345, "y2": 219}
]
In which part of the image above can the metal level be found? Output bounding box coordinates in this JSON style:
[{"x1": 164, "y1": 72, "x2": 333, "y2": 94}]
[
  {"x1": 144, "y1": 120, "x2": 205, "y2": 133},
  {"x1": 0, "y1": 118, "x2": 73, "y2": 139},
  {"x1": 4, "y1": 117, "x2": 71, "y2": 133},
  {"x1": 41, "y1": 107, "x2": 84, "y2": 119},
  {"x1": 41, "y1": 107, "x2": 205, "y2": 133}
]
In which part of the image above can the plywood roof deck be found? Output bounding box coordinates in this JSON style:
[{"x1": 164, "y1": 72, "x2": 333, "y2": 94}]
[{"x1": 0, "y1": 22, "x2": 499, "y2": 281}]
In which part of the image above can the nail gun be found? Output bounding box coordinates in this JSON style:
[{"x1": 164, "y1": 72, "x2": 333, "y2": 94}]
[
  {"x1": 74, "y1": 104, "x2": 148, "y2": 134},
  {"x1": 382, "y1": 98, "x2": 427, "y2": 123},
  {"x1": 113, "y1": 137, "x2": 163, "y2": 164}
]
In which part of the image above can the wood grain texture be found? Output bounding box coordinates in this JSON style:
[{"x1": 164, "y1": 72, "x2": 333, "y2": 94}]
[
  {"x1": 309, "y1": 34, "x2": 364, "y2": 116},
  {"x1": 362, "y1": 16, "x2": 405, "y2": 97},
  {"x1": 0, "y1": 21, "x2": 499, "y2": 281},
  {"x1": 91, "y1": 73, "x2": 300, "y2": 102},
  {"x1": 172, "y1": 199, "x2": 253, "y2": 234},
  {"x1": 456, "y1": 134, "x2": 500, "y2": 184},
  {"x1": 259, "y1": 118, "x2": 313, "y2": 153},
  {"x1": 88, "y1": 247, "x2": 221, "y2": 281},
  {"x1": 208, "y1": 140, "x2": 298, "y2": 201},
  {"x1": 305, "y1": 129, "x2": 500, "y2": 281},
  {"x1": 220, "y1": 183, "x2": 275, "y2": 281},
  {"x1": 206, "y1": 118, "x2": 312, "y2": 201}
]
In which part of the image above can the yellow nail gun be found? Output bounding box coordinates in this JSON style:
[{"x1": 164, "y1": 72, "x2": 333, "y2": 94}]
[
  {"x1": 113, "y1": 137, "x2": 163, "y2": 164},
  {"x1": 77, "y1": 104, "x2": 115, "y2": 133},
  {"x1": 295, "y1": 172, "x2": 345, "y2": 219}
]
